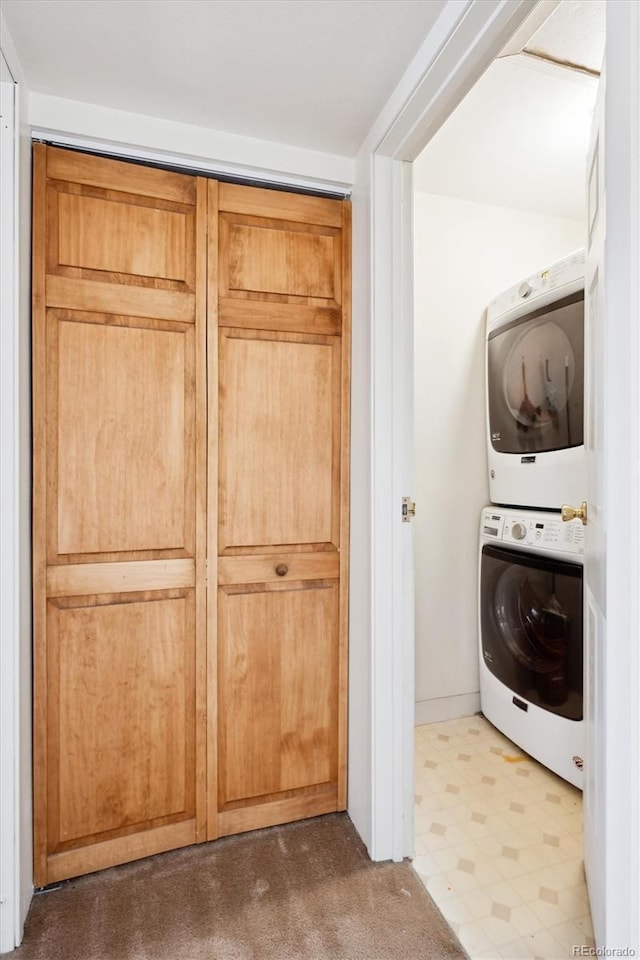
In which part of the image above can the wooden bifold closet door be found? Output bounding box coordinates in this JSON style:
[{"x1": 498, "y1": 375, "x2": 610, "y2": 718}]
[{"x1": 32, "y1": 146, "x2": 350, "y2": 885}]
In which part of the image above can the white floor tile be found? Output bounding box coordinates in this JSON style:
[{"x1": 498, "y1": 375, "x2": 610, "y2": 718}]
[
  {"x1": 509, "y1": 903, "x2": 544, "y2": 937},
  {"x1": 453, "y1": 886, "x2": 494, "y2": 921},
  {"x1": 558, "y1": 881, "x2": 589, "y2": 920},
  {"x1": 528, "y1": 927, "x2": 567, "y2": 959},
  {"x1": 411, "y1": 852, "x2": 441, "y2": 878},
  {"x1": 483, "y1": 880, "x2": 525, "y2": 909},
  {"x1": 547, "y1": 918, "x2": 593, "y2": 952},
  {"x1": 412, "y1": 715, "x2": 592, "y2": 960},
  {"x1": 498, "y1": 936, "x2": 542, "y2": 959},
  {"x1": 528, "y1": 896, "x2": 571, "y2": 930},
  {"x1": 476, "y1": 913, "x2": 521, "y2": 948},
  {"x1": 438, "y1": 894, "x2": 475, "y2": 927},
  {"x1": 456, "y1": 920, "x2": 495, "y2": 954}
]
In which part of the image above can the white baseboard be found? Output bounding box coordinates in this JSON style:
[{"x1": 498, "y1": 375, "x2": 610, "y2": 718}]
[{"x1": 414, "y1": 692, "x2": 481, "y2": 726}]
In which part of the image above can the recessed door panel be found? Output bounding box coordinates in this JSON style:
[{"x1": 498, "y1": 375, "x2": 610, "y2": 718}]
[
  {"x1": 57, "y1": 192, "x2": 190, "y2": 282},
  {"x1": 54, "y1": 317, "x2": 191, "y2": 558},
  {"x1": 218, "y1": 330, "x2": 340, "y2": 552},
  {"x1": 218, "y1": 579, "x2": 338, "y2": 807},
  {"x1": 48, "y1": 591, "x2": 194, "y2": 849},
  {"x1": 224, "y1": 218, "x2": 337, "y2": 300},
  {"x1": 217, "y1": 185, "x2": 344, "y2": 335},
  {"x1": 46, "y1": 147, "x2": 196, "y2": 206},
  {"x1": 45, "y1": 152, "x2": 196, "y2": 322}
]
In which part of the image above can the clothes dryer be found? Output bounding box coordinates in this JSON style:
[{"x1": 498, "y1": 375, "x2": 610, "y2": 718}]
[
  {"x1": 479, "y1": 505, "x2": 584, "y2": 788},
  {"x1": 486, "y1": 250, "x2": 585, "y2": 510}
]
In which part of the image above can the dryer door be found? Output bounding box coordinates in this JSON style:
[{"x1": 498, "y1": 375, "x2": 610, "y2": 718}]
[
  {"x1": 487, "y1": 291, "x2": 584, "y2": 454},
  {"x1": 480, "y1": 544, "x2": 583, "y2": 720}
]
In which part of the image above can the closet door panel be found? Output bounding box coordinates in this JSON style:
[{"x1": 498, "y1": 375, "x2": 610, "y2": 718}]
[
  {"x1": 46, "y1": 276, "x2": 195, "y2": 323},
  {"x1": 223, "y1": 217, "x2": 338, "y2": 299},
  {"x1": 47, "y1": 559, "x2": 195, "y2": 597},
  {"x1": 217, "y1": 578, "x2": 339, "y2": 806},
  {"x1": 219, "y1": 182, "x2": 342, "y2": 227},
  {"x1": 218, "y1": 329, "x2": 341, "y2": 553},
  {"x1": 51, "y1": 313, "x2": 192, "y2": 559},
  {"x1": 218, "y1": 298, "x2": 340, "y2": 336},
  {"x1": 46, "y1": 147, "x2": 196, "y2": 205},
  {"x1": 217, "y1": 552, "x2": 339, "y2": 586},
  {"x1": 218, "y1": 184, "x2": 344, "y2": 336},
  {"x1": 213, "y1": 181, "x2": 350, "y2": 840},
  {"x1": 45, "y1": 164, "x2": 196, "y2": 322},
  {"x1": 57, "y1": 193, "x2": 190, "y2": 282},
  {"x1": 33, "y1": 146, "x2": 207, "y2": 885},
  {"x1": 48, "y1": 590, "x2": 195, "y2": 848}
]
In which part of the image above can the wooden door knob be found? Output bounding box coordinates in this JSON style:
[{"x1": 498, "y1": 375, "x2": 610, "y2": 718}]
[{"x1": 275, "y1": 563, "x2": 288, "y2": 577}]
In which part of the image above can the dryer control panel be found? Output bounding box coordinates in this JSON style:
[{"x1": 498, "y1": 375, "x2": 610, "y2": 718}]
[
  {"x1": 486, "y1": 248, "x2": 585, "y2": 334},
  {"x1": 480, "y1": 508, "x2": 585, "y2": 555}
]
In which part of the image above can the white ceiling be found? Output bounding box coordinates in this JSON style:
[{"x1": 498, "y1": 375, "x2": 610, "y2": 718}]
[
  {"x1": 413, "y1": 0, "x2": 604, "y2": 222},
  {"x1": 525, "y1": 0, "x2": 604, "y2": 74},
  {"x1": 2, "y1": 0, "x2": 448, "y2": 157}
]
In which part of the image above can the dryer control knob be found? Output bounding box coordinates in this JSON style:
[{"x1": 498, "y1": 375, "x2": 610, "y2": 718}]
[
  {"x1": 518, "y1": 281, "x2": 533, "y2": 299},
  {"x1": 512, "y1": 522, "x2": 527, "y2": 540}
]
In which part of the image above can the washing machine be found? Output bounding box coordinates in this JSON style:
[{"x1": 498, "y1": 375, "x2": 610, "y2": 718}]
[
  {"x1": 486, "y1": 249, "x2": 585, "y2": 510},
  {"x1": 479, "y1": 505, "x2": 585, "y2": 789}
]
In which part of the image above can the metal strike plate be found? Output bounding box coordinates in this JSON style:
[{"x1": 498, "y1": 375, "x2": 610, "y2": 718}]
[{"x1": 402, "y1": 497, "x2": 416, "y2": 522}]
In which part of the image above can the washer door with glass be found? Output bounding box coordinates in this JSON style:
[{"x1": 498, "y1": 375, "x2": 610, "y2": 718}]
[
  {"x1": 487, "y1": 291, "x2": 584, "y2": 454},
  {"x1": 480, "y1": 543, "x2": 583, "y2": 720}
]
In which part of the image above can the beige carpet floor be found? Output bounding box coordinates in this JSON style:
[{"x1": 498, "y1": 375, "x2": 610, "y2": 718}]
[{"x1": 14, "y1": 813, "x2": 466, "y2": 960}]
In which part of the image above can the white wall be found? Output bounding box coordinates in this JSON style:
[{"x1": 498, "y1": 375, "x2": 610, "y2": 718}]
[
  {"x1": 413, "y1": 191, "x2": 584, "y2": 725},
  {"x1": 28, "y1": 93, "x2": 353, "y2": 191}
]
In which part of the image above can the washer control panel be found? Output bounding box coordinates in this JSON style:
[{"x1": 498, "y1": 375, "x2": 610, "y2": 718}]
[{"x1": 481, "y1": 508, "x2": 585, "y2": 555}]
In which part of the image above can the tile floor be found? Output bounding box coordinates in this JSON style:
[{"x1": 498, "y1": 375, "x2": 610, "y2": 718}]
[{"x1": 412, "y1": 715, "x2": 594, "y2": 960}]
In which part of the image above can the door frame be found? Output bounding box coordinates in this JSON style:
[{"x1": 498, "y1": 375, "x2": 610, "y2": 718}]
[
  {"x1": 0, "y1": 27, "x2": 33, "y2": 952},
  {"x1": 0, "y1": 48, "x2": 20, "y2": 956},
  {"x1": 597, "y1": 0, "x2": 640, "y2": 941},
  {"x1": 362, "y1": 0, "x2": 540, "y2": 862},
  {"x1": 367, "y1": 0, "x2": 640, "y2": 947}
]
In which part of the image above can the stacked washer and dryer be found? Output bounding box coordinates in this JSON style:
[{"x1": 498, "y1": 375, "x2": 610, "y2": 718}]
[{"x1": 479, "y1": 250, "x2": 587, "y2": 789}]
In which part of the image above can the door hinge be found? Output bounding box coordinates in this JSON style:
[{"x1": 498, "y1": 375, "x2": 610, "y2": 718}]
[{"x1": 402, "y1": 497, "x2": 416, "y2": 522}]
